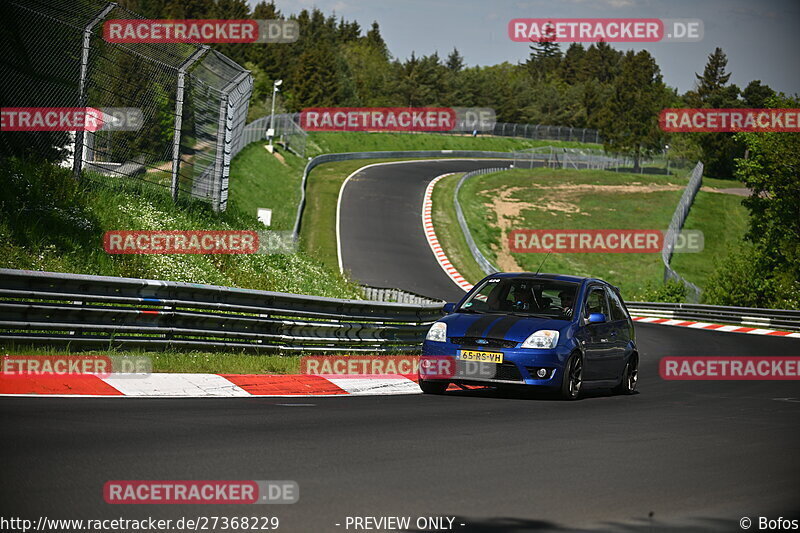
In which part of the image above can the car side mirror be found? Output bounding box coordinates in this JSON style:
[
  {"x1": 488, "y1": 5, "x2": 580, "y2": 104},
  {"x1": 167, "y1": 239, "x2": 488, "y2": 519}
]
[
  {"x1": 442, "y1": 302, "x2": 457, "y2": 314},
  {"x1": 588, "y1": 313, "x2": 607, "y2": 324}
]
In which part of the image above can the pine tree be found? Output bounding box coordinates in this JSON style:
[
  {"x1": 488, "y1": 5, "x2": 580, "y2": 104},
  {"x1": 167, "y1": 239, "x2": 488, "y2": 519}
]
[
  {"x1": 695, "y1": 47, "x2": 732, "y2": 105},
  {"x1": 446, "y1": 48, "x2": 464, "y2": 72}
]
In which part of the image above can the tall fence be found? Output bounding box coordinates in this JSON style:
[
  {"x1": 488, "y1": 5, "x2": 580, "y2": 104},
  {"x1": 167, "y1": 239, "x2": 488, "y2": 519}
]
[
  {"x1": 1, "y1": 0, "x2": 252, "y2": 212},
  {"x1": 663, "y1": 162, "x2": 704, "y2": 302},
  {"x1": 489, "y1": 123, "x2": 601, "y2": 144},
  {"x1": 236, "y1": 114, "x2": 308, "y2": 158}
]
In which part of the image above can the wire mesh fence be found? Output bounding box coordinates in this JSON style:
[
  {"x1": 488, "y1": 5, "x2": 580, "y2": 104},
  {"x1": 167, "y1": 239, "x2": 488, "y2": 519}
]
[
  {"x1": 237, "y1": 113, "x2": 308, "y2": 158},
  {"x1": 0, "y1": 0, "x2": 252, "y2": 212},
  {"x1": 663, "y1": 162, "x2": 704, "y2": 302}
]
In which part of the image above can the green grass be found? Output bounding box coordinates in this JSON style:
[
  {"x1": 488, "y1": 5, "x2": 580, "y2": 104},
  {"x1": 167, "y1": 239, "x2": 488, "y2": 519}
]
[
  {"x1": 0, "y1": 158, "x2": 361, "y2": 299},
  {"x1": 670, "y1": 183, "x2": 749, "y2": 288},
  {"x1": 306, "y1": 131, "x2": 600, "y2": 157},
  {"x1": 430, "y1": 173, "x2": 488, "y2": 285},
  {"x1": 227, "y1": 143, "x2": 306, "y2": 230},
  {"x1": 441, "y1": 167, "x2": 749, "y2": 299},
  {"x1": 1, "y1": 346, "x2": 301, "y2": 374}
]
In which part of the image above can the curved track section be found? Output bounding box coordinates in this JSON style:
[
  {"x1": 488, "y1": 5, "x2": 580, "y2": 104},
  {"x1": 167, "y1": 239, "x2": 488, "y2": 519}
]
[{"x1": 338, "y1": 159, "x2": 513, "y2": 301}]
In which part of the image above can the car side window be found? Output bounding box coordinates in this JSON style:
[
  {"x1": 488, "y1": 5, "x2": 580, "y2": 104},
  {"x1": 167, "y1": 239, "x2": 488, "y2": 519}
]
[
  {"x1": 583, "y1": 288, "x2": 609, "y2": 319},
  {"x1": 606, "y1": 288, "x2": 629, "y2": 321}
]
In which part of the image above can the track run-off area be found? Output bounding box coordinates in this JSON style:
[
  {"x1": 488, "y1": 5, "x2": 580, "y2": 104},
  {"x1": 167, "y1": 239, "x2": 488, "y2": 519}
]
[{"x1": 1, "y1": 159, "x2": 798, "y2": 532}]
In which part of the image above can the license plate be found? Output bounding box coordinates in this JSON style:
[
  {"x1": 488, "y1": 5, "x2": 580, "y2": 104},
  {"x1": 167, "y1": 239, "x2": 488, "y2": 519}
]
[{"x1": 459, "y1": 350, "x2": 503, "y2": 363}]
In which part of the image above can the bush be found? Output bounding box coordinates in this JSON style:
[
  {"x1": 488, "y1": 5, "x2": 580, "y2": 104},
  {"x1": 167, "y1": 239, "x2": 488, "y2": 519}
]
[
  {"x1": 628, "y1": 279, "x2": 687, "y2": 303},
  {"x1": 703, "y1": 244, "x2": 800, "y2": 309}
]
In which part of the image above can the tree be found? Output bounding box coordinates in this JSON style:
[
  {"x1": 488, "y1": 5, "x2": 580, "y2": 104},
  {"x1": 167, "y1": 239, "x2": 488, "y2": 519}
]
[
  {"x1": 446, "y1": 48, "x2": 464, "y2": 72},
  {"x1": 688, "y1": 47, "x2": 744, "y2": 178},
  {"x1": 527, "y1": 22, "x2": 562, "y2": 80},
  {"x1": 742, "y1": 80, "x2": 775, "y2": 108},
  {"x1": 704, "y1": 95, "x2": 800, "y2": 309},
  {"x1": 694, "y1": 47, "x2": 731, "y2": 105},
  {"x1": 599, "y1": 50, "x2": 669, "y2": 172}
]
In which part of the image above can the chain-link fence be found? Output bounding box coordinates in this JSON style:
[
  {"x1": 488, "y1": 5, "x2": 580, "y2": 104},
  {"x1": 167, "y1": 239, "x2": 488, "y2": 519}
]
[
  {"x1": 1, "y1": 0, "x2": 252, "y2": 212},
  {"x1": 663, "y1": 162, "x2": 704, "y2": 302},
  {"x1": 237, "y1": 113, "x2": 307, "y2": 158},
  {"x1": 512, "y1": 146, "x2": 691, "y2": 175},
  {"x1": 489, "y1": 123, "x2": 601, "y2": 144}
]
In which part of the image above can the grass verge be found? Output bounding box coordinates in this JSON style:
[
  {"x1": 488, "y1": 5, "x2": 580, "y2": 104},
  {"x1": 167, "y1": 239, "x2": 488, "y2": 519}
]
[
  {"x1": 0, "y1": 157, "x2": 361, "y2": 298},
  {"x1": 1, "y1": 346, "x2": 300, "y2": 374},
  {"x1": 433, "y1": 167, "x2": 748, "y2": 299}
]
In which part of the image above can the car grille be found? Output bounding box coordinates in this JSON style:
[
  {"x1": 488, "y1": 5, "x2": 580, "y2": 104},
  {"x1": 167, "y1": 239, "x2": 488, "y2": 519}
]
[
  {"x1": 450, "y1": 337, "x2": 518, "y2": 349},
  {"x1": 455, "y1": 360, "x2": 523, "y2": 382}
]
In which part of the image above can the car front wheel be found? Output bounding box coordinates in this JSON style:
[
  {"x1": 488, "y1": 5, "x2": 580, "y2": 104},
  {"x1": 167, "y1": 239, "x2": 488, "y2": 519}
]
[{"x1": 559, "y1": 353, "x2": 582, "y2": 400}]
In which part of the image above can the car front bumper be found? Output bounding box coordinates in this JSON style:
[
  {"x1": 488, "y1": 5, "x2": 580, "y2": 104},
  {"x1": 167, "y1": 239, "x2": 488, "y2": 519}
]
[{"x1": 421, "y1": 340, "x2": 573, "y2": 386}]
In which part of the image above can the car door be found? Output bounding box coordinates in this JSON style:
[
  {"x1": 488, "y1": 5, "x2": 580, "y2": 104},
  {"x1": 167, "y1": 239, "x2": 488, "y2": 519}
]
[
  {"x1": 605, "y1": 286, "x2": 631, "y2": 380},
  {"x1": 579, "y1": 286, "x2": 618, "y2": 381}
]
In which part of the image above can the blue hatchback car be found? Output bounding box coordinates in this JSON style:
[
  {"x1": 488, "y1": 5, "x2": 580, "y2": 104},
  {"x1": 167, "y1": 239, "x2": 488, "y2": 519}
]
[{"x1": 419, "y1": 273, "x2": 639, "y2": 400}]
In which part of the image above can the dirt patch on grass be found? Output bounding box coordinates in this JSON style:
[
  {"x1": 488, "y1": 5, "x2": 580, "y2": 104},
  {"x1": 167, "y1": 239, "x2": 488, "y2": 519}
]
[{"x1": 480, "y1": 181, "x2": 687, "y2": 272}]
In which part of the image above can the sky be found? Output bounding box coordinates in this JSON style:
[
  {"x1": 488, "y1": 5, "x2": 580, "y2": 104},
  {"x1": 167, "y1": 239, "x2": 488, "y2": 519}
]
[{"x1": 255, "y1": 0, "x2": 800, "y2": 96}]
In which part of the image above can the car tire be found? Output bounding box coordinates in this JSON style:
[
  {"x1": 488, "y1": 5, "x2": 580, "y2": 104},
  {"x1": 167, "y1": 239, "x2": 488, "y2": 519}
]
[
  {"x1": 559, "y1": 352, "x2": 582, "y2": 400},
  {"x1": 613, "y1": 355, "x2": 638, "y2": 395},
  {"x1": 419, "y1": 379, "x2": 448, "y2": 394}
]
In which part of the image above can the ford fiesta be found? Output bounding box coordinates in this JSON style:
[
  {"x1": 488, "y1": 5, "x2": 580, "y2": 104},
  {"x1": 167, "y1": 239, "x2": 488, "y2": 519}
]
[{"x1": 419, "y1": 273, "x2": 639, "y2": 400}]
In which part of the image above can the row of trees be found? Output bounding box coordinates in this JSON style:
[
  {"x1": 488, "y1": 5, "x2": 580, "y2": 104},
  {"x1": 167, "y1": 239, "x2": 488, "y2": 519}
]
[{"x1": 119, "y1": 0, "x2": 784, "y2": 178}]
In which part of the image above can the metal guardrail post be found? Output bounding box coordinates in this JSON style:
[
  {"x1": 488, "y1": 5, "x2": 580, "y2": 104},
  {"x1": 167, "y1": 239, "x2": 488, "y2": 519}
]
[
  {"x1": 72, "y1": 2, "x2": 116, "y2": 181},
  {"x1": 170, "y1": 45, "x2": 209, "y2": 203}
]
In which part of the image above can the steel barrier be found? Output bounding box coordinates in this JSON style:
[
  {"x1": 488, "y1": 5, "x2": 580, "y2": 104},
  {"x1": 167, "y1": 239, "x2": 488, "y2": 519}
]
[
  {"x1": 0, "y1": 269, "x2": 443, "y2": 353},
  {"x1": 1, "y1": 270, "x2": 796, "y2": 357}
]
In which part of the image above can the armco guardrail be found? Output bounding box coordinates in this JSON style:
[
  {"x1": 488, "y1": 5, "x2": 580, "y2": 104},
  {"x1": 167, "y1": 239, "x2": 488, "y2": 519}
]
[
  {"x1": 0, "y1": 269, "x2": 444, "y2": 353},
  {"x1": 1, "y1": 271, "x2": 797, "y2": 356},
  {"x1": 361, "y1": 285, "x2": 443, "y2": 305},
  {"x1": 626, "y1": 302, "x2": 800, "y2": 332},
  {"x1": 454, "y1": 167, "x2": 508, "y2": 275}
]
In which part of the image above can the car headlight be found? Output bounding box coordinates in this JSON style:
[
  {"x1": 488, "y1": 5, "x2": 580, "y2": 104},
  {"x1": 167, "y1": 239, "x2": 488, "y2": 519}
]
[
  {"x1": 521, "y1": 330, "x2": 559, "y2": 349},
  {"x1": 426, "y1": 322, "x2": 447, "y2": 342}
]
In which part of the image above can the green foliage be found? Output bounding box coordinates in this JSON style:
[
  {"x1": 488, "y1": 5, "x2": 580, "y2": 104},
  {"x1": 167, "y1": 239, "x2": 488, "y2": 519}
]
[
  {"x1": 598, "y1": 50, "x2": 670, "y2": 171},
  {"x1": 630, "y1": 280, "x2": 687, "y2": 303},
  {"x1": 0, "y1": 157, "x2": 361, "y2": 299},
  {"x1": 703, "y1": 95, "x2": 800, "y2": 309}
]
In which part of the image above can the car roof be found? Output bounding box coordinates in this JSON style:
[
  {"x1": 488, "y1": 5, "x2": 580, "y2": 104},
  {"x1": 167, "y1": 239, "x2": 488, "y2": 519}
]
[{"x1": 488, "y1": 272, "x2": 606, "y2": 285}]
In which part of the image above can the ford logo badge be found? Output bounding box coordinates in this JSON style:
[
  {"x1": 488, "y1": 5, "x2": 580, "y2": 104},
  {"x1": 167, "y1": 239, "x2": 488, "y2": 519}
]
[{"x1": 476, "y1": 339, "x2": 489, "y2": 345}]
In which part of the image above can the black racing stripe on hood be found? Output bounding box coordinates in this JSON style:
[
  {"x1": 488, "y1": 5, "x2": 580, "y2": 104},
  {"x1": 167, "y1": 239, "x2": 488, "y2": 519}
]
[
  {"x1": 485, "y1": 316, "x2": 522, "y2": 340},
  {"x1": 465, "y1": 315, "x2": 503, "y2": 338}
]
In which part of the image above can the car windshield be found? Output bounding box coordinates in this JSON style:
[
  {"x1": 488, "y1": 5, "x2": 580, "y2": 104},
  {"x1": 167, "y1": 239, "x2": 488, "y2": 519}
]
[{"x1": 458, "y1": 277, "x2": 579, "y2": 319}]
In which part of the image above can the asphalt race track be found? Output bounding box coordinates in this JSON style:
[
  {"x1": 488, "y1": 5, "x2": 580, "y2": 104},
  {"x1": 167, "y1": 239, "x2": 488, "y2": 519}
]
[
  {"x1": 338, "y1": 159, "x2": 517, "y2": 302},
  {"x1": 2, "y1": 159, "x2": 799, "y2": 532},
  {"x1": 1, "y1": 325, "x2": 799, "y2": 532}
]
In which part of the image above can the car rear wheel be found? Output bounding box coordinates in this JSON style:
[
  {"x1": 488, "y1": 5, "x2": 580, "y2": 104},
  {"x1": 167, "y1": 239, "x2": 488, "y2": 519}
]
[
  {"x1": 559, "y1": 353, "x2": 582, "y2": 400},
  {"x1": 613, "y1": 356, "x2": 638, "y2": 395},
  {"x1": 419, "y1": 379, "x2": 448, "y2": 394}
]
